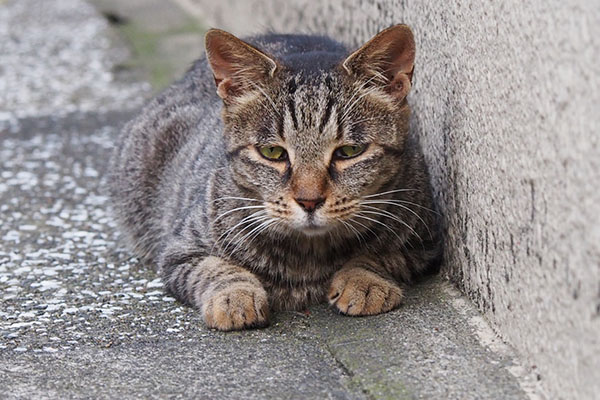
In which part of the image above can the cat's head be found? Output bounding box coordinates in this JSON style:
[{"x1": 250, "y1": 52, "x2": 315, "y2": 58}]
[{"x1": 205, "y1": 25, "x2": 415, "y2": 237}]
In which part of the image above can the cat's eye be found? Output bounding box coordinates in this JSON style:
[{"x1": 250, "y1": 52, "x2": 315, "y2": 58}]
[
  {"x1": 258, "y1": 146, "x2": 287, "y2": 161},
  {"x1": 334, "y1": 144, "x2": 366, "y2": 159}
]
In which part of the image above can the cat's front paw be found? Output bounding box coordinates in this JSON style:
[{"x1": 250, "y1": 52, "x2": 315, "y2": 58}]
[
  {"x1": 328, "y1": 267, "x2": 403, "y2": 316},
  {"x1": 202, "y1": 283, "x2": 270, "y2": 331}
]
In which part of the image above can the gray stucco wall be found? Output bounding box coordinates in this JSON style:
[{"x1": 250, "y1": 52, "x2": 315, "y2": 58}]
[{"x1": 175, "y1": 1, "x2": 599, "y2": 398}]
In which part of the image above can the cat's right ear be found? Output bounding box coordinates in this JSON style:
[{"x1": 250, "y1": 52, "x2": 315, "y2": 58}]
[
  {"x1": 342, "y1": 24, "x2": 415, "y2": 101},
  {"x1": 205, "y1": 29, "x2": 278, "y2": 102}
]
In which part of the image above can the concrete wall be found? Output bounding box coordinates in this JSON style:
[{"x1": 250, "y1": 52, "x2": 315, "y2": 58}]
[{"x1": 174, "y1": 1, "x2": 600, "y2": 398}]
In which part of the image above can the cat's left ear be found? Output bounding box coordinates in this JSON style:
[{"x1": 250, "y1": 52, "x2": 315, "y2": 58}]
[
  {"x1": 205, "y1": 29, "x2": 279, "y2": 102},
  {"x1": 342, "y1": 24, "x2": 415, "y2": 100}
]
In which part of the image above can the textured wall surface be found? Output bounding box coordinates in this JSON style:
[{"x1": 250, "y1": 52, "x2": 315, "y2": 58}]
[{"x1": 176, "y1": 1, "x2": 600, "y2": 398}]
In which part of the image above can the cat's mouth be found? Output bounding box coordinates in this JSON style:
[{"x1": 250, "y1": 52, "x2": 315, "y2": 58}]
[
  {"x1": 283, "y1": 205, "x2": 336, "y2": 237},
  {"x1": 290, "y1": 214, "x2": 332, "y2": 236}
]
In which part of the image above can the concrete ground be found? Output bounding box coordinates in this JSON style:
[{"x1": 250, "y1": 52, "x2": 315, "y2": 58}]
[{"x1": 0, "y1": 0, "x2": 541, "y2": 398}]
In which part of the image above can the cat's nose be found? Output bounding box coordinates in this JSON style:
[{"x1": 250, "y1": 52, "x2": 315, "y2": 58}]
[{"x1": 295, "y1": 197, "x2": 326, "y2": 213}]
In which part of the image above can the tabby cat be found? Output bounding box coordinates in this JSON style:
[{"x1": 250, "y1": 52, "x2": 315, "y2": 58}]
[{"x1": 109, "y1": 24, "x2": 442, "y2": 331}]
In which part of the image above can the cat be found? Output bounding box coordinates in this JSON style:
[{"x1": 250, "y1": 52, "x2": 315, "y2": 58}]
[{"x1": 109, "y1": 24, "x2": 442, "y2": 331}]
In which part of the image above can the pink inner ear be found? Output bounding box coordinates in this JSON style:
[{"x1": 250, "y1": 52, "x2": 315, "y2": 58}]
[
  {"x1": 377, "y1": 29, "x2": 415, "y2": 79},
  {"x1": 205, "y1": 34, "x2": 250, "y2": 99},
  {"x1": 205, "y1": 29, "x2": 278, "y2": 100},
  {"x1": 343, "y1": 25, "x2": 415, "y2": 93},
  {"x1": 207, "y1": 49, "x2": 237, "y2": 98},
  {"x1": 206, "y1": 37, "x2": 238, "y2": 83}
]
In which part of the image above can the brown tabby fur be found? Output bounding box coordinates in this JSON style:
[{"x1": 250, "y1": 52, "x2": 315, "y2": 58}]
[{"x1": 109, "y1": 25, "x2": 442, "y2": 330}]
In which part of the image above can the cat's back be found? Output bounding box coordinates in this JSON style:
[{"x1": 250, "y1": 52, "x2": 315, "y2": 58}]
[
  {"x1": 108, "y1": 49, "x2": 221, "y2": 263},
  {"x1": 249, "y1": 33, "x2": 348, "y2": 74},
  {"x1": 249, "y1": 33, "x2": 346, "y2": 56}
]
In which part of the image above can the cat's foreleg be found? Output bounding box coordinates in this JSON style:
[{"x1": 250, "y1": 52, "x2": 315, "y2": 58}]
[
  {"x1": 328, "y1": 256, "x2": 404, "y2": 316},
  {"x1": 161, "y1": 254, "x2": 269, "y2": 330}
]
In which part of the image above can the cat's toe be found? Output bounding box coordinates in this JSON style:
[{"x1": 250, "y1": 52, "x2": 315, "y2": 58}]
[
  {"x1": 202, "y1": 284, "x2": 269, "y2": 331},
  {"x1": 328, "y1": 267, "x2": 403, "y2": 316}
]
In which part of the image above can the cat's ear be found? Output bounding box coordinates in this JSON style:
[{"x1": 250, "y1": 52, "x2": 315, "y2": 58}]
[
  {"x1": 205, "y1": 29, "x2": 278, "y2": 101},
  {"x1": 342, "y1": 24, "x2": 415, "y2": 101}
]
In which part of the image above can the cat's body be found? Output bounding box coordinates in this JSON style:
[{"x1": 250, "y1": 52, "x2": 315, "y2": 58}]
[{"x1": 110, "y1": 26, "x2": 442, "y2": 330}]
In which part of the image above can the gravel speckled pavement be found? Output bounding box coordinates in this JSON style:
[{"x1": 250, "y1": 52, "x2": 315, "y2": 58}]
[{"x1": 0, "y1": 1, "x2": 537, "y2": 398}]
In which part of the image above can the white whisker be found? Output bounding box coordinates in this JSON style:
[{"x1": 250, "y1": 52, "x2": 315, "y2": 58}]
[
  {"x1": 219, "y1": 215, "x2": 271, "y2": 254},
  {"x1": 211, "y1": 196, "x2": 263, "y2": 203},
  {"x1": 213, "y1": 205, "x2": 266, "y2": 223},
  {"x1": 211, "y1": 211, "x2": 267, "y2": 253},
  {"x1": 338, "y1": 218, "x2": 365, "y2": 246},
  {"x1": 229, "y1": 218, "x2": 277, "y2": 255},
  {"x1": 348, "y1": 216, "x2": 381, "y2": 244},
  {"x1": 361, "y1": 202, "x2": 433, "y2": 240},
  {"x1": 362, "y1": 188, "x2": 420, "y2": 199},
  {"x1": 359, "y1": 207, "x2": 424, "y2": 243},
  {"x1": 354, "y1": 213, "x2": 404, "y2": 243},
  {"x1": 362, "y1": 199, "x2": 439, "y2": 215}
]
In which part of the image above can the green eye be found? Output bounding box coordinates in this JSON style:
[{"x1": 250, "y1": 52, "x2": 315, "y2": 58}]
[
  {"x1": 335, "y1": 144, "x2": 366, "y2": 159},
  {"x1": 259, "y1": 146, "x2": 287, "y2": 161}
]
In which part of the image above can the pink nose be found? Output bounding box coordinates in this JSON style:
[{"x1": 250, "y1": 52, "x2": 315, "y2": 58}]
[{"x1": 295, "y1": 197, "x2": 325, "y2": 212}]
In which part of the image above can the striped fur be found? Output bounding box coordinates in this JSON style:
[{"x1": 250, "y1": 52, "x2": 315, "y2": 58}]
[{"x1": 109, "y1": 25, "x2": 442, "y2": 330}]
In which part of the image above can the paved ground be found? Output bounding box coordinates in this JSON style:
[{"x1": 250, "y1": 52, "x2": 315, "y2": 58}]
[
  {"x1": 0, "y1": 0, "x2": 539, "y2": 398},
  {"x1": 0, "y1": 0, "x2": 149, "y2": 120},
  {"x1": 89, "y1": 0, "x2": 206, "y2": 90}
]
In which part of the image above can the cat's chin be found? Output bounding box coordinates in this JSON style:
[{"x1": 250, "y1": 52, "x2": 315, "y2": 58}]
[{"x1": 297, "y1": 224, "x2": 331, "y2": 237}]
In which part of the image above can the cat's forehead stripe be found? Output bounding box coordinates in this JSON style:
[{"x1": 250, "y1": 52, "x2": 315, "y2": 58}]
[
  {"x1": 318, "y1": 97, "x2": 335, "y2": 133},
  {"x1": 287, "y1": 98, "x2": 298, "y2": 130},
  {"x1": 336, "y1": 110, "x2": 344, "y2": 140},
  {"x1": 285, "y1": 74, "x2": 339, "y2": 137},
  {"x1": 276, "y1": 113, "x2": 285, "y2": 141}
]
